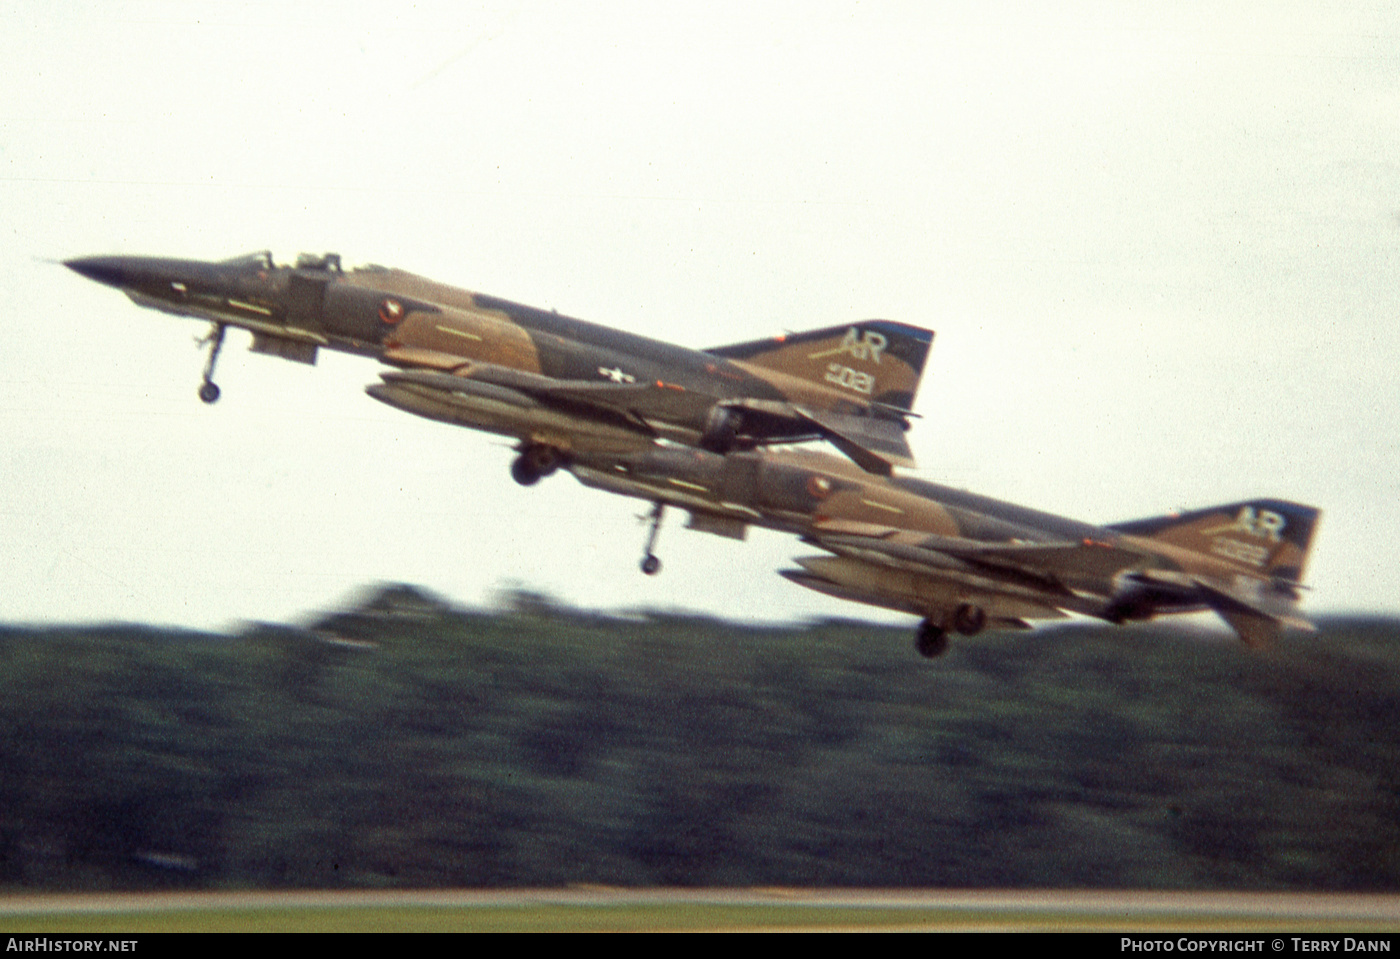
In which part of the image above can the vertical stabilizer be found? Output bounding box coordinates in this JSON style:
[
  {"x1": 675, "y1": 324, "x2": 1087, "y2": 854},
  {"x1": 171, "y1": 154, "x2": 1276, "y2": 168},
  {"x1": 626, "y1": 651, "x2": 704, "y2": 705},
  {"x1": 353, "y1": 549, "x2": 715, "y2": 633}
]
[
  {"x1": 1109, "y1": 499, "x2": 1320, "y2": 583},
  {"x1": 707, "y1": 321, "x2": 934, "y2": 413},
  {"x1": 1111, "y1": 500, "x2": 1321, "y2": 646}
]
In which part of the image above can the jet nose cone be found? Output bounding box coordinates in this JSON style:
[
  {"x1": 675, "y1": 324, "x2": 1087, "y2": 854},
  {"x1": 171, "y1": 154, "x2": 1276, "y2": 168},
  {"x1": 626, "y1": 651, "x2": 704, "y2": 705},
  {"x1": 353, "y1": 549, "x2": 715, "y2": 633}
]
[{"x1": 64, "y1": 256, "x2": 131, "y2": 288}]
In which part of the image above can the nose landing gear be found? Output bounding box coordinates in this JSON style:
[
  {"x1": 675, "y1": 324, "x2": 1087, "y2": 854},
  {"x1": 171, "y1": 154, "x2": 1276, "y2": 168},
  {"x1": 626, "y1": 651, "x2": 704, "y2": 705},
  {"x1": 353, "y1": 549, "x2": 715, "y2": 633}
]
[
  {"x1": 639, "y1": 502, "x2": 665, "y2": 575},
  {"x1": 197, "y1": 323, "x2": 226, "y2": 404}
]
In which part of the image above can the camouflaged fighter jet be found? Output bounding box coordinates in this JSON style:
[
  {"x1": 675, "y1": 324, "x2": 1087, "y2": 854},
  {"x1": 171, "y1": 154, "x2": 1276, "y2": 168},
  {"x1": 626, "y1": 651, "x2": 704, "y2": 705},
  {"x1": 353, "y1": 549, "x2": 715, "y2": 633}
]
[
  {"x1": 567, "y1": 445, "x2": 1320, "y2": 657},
  {"x1": 64, "y1": 251, "x2": 933, "y2": 481}
]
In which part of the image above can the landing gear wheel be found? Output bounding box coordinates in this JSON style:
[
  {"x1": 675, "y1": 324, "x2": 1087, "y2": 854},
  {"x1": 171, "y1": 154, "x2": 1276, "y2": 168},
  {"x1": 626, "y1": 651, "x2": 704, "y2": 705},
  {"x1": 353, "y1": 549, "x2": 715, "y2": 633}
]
[
  {"x1": 637, "y1": 502, "x2": 665, "y2": 575},
  {"x1": 198, "y1": 322, "x2": 226, "y2": 406},
  {"x1": 510, "y1": 456, "x2": 542, "y2": 486},
  {"x1": 511, "y1": 444, "x2": 563, "y2": 487},
  {"x1": 915, "y1": 620, "x2": 949, "y2": 658},
  {"x1": 700, "y1": 407, "x2": 741, "y2": 454},
  {"x1": 952, "y1": 603, "x2": 987, "y2": 636}
]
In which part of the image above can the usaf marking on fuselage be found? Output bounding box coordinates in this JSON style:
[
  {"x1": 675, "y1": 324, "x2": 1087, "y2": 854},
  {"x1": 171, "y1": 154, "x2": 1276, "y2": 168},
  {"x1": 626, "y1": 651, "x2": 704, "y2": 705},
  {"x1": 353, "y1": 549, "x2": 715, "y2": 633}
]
[{"x1": 597, "y1": 366, "x2": 636, "y2": 384}]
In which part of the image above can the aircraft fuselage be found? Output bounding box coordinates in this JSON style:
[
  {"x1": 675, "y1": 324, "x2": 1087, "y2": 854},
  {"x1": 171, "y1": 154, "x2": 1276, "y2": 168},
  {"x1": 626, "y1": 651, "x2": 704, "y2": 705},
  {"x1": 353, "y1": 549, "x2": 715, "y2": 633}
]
[
  {"x1": 66, "y1": 251, "x2": 933, "y2": 473},
  {"x1": 567, "y1": 444, "x2": 1319, "y2": 650}
]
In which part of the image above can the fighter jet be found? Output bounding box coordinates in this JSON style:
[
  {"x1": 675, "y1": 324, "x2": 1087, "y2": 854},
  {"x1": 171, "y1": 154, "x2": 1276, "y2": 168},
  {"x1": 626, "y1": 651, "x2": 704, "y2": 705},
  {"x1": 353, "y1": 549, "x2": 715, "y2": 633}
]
[
  {"x1": 64, "y1": 251, "x2": 933, "y2": 480},
  {"x1": 567, "y1": 445, "x2": 1320, "y2": 657}
]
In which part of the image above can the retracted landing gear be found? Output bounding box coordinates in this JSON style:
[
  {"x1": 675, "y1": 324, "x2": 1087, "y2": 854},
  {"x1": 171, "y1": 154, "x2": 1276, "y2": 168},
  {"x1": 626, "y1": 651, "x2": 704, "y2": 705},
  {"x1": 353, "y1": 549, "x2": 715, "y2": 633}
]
[
  {"x1": 510, "y1": 443, "x2": 564, "y2": 486},
  {"x1": 914, "y1": 603, "x2": 987, "y2": 658},
  {"x1": 639, "y1": 502, "x2": 665, "y2": 575},
  {"x1": 197, "y1": 323, "x2": 226, "y2": 404}
]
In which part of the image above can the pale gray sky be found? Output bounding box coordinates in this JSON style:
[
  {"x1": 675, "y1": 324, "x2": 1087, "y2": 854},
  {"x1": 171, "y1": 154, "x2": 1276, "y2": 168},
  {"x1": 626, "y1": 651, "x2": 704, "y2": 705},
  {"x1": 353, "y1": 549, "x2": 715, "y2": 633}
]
[{"x1": 2, "y1": 1, "x2": 1397, "y2": 630}]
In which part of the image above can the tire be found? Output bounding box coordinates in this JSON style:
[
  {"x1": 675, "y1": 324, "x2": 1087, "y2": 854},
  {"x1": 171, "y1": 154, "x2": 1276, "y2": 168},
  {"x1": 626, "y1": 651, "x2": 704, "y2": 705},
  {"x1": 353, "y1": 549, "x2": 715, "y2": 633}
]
[
  {"x1": 510, "y1": 455, "x2": 542, "y2": 486},
  {"x1": 915, "y1": 620, "x2": 949, "y2": 658},
  {"x1": 952, "y1": 603, "x2": 987, "y2": 636},
  {"x1": 699, "y1": 407, "x2": 740, "y2": 454}
]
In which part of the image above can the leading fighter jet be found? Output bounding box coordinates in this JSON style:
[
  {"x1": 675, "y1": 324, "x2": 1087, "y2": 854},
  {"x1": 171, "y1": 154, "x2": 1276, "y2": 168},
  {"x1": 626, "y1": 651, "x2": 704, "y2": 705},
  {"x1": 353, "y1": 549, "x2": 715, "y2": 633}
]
[
  {"x1": 566, "y1": 445, "x2": 1320, "y2": 657},
  {"x1": 64, "y1": 251, "x2": 933, "y2": 480}
]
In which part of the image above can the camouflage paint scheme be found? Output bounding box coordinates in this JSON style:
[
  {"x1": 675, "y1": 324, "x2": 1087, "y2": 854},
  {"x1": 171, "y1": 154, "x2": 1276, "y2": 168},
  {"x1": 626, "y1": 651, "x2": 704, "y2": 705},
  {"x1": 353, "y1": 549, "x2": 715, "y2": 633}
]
[
  {"x1": 64, "y1": 251, "x2": 934, "y2": 480},
  {"x1": 64, "y1": 249, "x2": 1319, "y2": 657},
  {"x1": 567, "y1": 445, "x2": 1320, "y2": 656}
]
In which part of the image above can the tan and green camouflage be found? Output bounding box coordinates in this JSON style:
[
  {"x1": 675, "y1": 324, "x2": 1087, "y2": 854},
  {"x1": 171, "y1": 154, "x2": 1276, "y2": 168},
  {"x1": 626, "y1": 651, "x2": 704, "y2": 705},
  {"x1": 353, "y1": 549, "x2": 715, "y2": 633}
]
[
  {"x1": 567, "y1": 445, "x2": 1320, "y2": 657},
  {"x1": 66, "y1": 251, "x2": 934, "y2": 482}
]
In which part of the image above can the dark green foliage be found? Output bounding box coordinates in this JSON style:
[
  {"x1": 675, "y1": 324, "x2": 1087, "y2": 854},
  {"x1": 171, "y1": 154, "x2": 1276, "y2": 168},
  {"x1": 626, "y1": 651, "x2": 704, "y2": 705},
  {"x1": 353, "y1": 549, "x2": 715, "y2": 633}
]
[{"x1": 1, "y1": 589, "x2": 1397, "y2": 890}]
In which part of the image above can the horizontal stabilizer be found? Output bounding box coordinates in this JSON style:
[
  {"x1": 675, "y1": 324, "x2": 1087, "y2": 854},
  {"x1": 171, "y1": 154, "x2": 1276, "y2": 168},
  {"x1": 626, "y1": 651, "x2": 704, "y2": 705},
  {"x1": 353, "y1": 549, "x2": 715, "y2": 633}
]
[
  {"x1": 1215, "y1": 607, "x2": 1284, "y2": 649},
  {"x1": 1194, "y1": 577, "x2": 1314, "y2": 647},
  {"x1": 789, "y1": 407, "x2": 916, "y2": 475}
]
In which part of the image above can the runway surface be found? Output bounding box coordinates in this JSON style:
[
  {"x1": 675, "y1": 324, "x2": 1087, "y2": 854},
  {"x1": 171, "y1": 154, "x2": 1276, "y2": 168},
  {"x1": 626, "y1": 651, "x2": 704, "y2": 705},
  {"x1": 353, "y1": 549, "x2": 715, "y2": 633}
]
[{"x1": 2, "y1": 888, "x2": 1399, "y2": 932}]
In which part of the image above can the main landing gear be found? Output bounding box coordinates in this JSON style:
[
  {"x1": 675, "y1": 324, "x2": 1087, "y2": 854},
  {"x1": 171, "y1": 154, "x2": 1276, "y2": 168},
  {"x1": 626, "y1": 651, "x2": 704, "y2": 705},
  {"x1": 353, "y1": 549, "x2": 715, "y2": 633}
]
[
  {"x1": 915, "y1": 621, "x2": 949, "y2": 658},
  {"x1": 197, "y1": 323, "x2": 226, "y2": 404},
  {"x1": 639, "y1": 502, "x2": 664, "y2": 575},
  {"x1": 915, "y1": 603, "x2": 988, "y2": 659},
  {"x1": 510, "y1": 443, "x2": 565, "y2": 486}
]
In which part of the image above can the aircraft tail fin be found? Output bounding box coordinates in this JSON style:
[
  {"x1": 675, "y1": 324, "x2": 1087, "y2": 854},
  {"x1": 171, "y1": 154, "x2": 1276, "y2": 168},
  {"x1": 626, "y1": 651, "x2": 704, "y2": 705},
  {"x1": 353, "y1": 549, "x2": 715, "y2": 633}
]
[
  {"x1": 1109, "y1": 499, "x2": 1321, "y2": 584},
  {"x1": 706, "y1": 321, "x2": 934, "y2": 413},
  {"x1": 1111, "y1": 499, "x2": 1321, "y2": 647}
]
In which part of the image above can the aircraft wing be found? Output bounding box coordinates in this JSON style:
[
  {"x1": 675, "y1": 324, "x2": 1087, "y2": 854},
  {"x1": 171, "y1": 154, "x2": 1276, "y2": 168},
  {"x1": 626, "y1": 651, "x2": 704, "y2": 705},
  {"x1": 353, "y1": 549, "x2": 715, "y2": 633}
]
[
  {"x1": 784, "y1": 530, "x2": 1081, "y2": 626},
  {"x1": 375, "y1": 364, "x2": 716, "y2": 428},
  {"x1": 810, "y1": 522, "x2": 1149, "y2": 587},
  {"x1": 786, "y1": 523, "x2": 1163, "y2": 629},
  {"x1": 382, "y1": 353, "x2": 916, "y2": 472}
]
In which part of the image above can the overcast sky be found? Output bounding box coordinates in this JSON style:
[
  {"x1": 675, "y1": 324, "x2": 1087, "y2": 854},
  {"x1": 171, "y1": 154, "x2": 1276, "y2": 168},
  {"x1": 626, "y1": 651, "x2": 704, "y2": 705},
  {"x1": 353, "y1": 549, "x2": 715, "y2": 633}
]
[{"x1": 2, "y1": 1, "x2": 1397, "y2": 633}]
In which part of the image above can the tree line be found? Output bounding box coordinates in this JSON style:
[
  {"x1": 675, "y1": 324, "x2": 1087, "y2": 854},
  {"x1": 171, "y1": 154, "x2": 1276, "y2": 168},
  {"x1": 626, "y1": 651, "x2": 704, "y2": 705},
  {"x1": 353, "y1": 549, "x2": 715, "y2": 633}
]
[{"x1": 1, "y1": 584, "x2": 1396, "y2": 890}]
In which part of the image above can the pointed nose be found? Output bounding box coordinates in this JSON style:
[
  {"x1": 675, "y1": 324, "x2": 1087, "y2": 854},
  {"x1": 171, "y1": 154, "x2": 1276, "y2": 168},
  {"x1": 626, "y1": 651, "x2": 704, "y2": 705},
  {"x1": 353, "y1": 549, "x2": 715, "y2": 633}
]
[{"x1": 64, "y1": 256, "x2": 132, "y2": 289}]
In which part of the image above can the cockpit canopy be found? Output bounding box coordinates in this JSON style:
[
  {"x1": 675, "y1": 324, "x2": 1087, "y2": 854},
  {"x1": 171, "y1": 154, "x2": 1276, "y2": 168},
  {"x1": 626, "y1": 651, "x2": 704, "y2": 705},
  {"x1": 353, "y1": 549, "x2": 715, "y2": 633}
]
[
  {"x1": 215, "y1": 251, "x2": 343, "y2": 272},
  {"x1": 218, "y1": 251, "x2": 276, "y2": 271},
  {"x1": 295, "y1": 252, "x2": 342, "y2": 272}
]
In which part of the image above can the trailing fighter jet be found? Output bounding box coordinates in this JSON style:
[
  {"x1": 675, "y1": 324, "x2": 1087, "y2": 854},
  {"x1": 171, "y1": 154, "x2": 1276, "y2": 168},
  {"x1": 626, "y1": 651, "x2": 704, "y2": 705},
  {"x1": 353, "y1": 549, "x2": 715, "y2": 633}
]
[
  {"x1": 64, "y1": 251, "x2": 933, "y2": 480},
  {"x1": 567, "y1": 445, "x2": 1320, "y2": 657}
]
